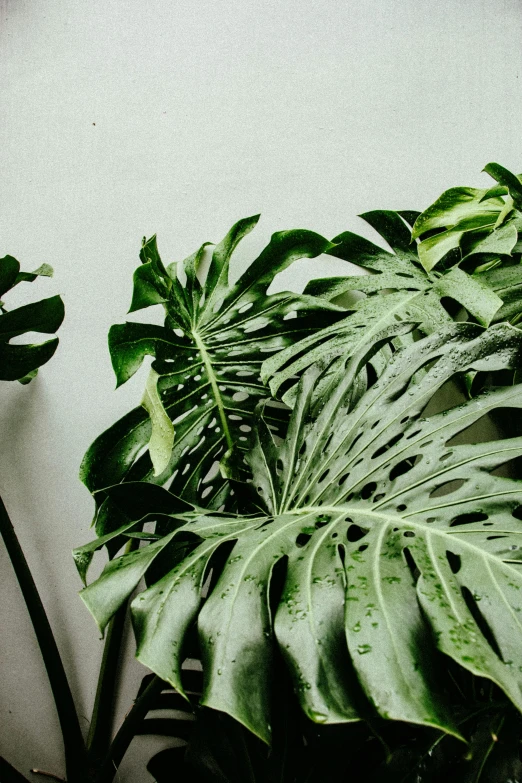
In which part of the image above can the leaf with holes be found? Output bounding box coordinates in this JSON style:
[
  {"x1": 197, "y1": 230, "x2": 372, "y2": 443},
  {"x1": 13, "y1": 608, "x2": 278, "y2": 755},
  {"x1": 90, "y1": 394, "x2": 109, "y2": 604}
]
[
  {"x1": 478, "y1": 262, "x2": 522, "y2": 327},
  {"x1": 262, "y1": 210, "x2": 503, "y2": 406},
  {"x1": 80, "y1": 216, "x2": 344, "y2": 518},
  {"x1": 78, "y1": 321, "x2": 522, "y2": 745},
  {"x1": 0, "y1": 255, "x2": 64, "y2": 383}
]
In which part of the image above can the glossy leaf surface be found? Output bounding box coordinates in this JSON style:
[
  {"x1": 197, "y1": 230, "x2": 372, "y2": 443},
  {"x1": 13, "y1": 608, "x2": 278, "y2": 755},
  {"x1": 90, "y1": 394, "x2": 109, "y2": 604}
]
[
  {"x1": 412, "y1": 163, "x2": 522, "y2": 272},
  {"x1": 263, "y1": 211, "x2": 503, "y2": 405},
  {"x1": 79, "y1": 322, "x2": 522, "y2": 746},
  {"x1": 80, "y1": 217, "x2": 343, "y2": 511}
]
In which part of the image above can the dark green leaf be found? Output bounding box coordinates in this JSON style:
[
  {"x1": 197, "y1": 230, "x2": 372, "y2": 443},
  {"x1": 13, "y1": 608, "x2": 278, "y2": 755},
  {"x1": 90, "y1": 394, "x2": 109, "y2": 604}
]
[
  {"x1": 0, "y1": 255, "x2": 20, "y2": 297},
  {"x1": 0, "y1": 338, "x2": 59, "y2": 382},
  {"x1": 0, "y1": 259, "x2": 63, "y2": 382},
  {"x1": 264, "y1": 214, "x2": 502, "y2": 405},
  {"x1": 81, "y1": 217, "x2": 343, "y2": 512},
  {"x1": 0, "y1": 296, "x2": 65, "y2": 342}
]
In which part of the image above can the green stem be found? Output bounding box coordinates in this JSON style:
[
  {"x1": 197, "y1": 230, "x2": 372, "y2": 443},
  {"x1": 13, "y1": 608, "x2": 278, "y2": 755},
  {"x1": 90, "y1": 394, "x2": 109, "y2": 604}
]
[
  {"x1": 96, "y1": 676, "x2": 164, "y2": 783},
  {"x1": 87, "y1": 539, "x2": 135, "y2": 767},
  {"x1": 0, "y1": 496, "x2": 87, "y2": 783},
  {"x1": 86, "y1": 606, "x2": 127, "y2": 762},
  {"x1": 0, "y1": 756, "x2": 32, "y2": 783}
]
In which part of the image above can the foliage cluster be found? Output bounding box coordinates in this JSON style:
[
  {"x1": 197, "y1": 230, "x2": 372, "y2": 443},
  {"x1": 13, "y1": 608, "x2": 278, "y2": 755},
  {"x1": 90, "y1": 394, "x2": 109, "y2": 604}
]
[{"x1": 2, "y1": 162, "x2": 522, "y2": 782}]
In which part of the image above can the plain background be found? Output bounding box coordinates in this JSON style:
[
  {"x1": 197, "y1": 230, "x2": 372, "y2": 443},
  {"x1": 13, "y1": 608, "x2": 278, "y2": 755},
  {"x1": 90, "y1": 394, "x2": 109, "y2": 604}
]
[{"x1": 1, "y1": 0, "x2": 521, "y2": 779}]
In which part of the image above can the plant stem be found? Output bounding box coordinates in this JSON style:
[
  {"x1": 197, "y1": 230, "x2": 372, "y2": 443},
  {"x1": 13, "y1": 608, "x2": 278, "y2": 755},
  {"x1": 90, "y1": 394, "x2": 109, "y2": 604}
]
[
  {"x1": 86, "y1": 538, "x2": 139, "y2": 773},
  {"x1": 85, "y1": 607, "x2": 127, "y2": 767},
  {"x1": 0, "y1": 756, "x2": 32, "y2": 783},
  {"x1": 96, "y1": 676, "x2": 164, "y2": 783},
  {"x1": 86, "y1": 606, "x2": 127, "y2": 753},
  {"x1": 473, "y1": 713, "x2": 505, "y2": 783},
  {"x1": 0, "y1": 496, "x2": 87, "y2": 783}
]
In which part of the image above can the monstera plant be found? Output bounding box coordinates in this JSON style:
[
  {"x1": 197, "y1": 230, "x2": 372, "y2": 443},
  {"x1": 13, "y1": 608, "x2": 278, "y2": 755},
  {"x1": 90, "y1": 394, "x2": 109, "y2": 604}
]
[
  {"x1": 76, "y1": 162, "x2": 522, "y2": 782},
  {"x1": 2, "y1": 161, "x2": 522, "y2": 783}
]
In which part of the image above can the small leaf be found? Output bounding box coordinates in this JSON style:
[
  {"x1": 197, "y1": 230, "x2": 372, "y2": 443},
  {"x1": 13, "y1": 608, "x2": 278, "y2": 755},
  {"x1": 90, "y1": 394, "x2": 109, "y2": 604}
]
[
  {"x1": 463, "y1": 221, "x2": 518, "y2": 258},
  {"x1": 0, "y1": 276, "x2": 64, "y2": 382},
  {"x1": 417, "y1": 228, "x2": 464, "y2": 272},
  {"x1": 0, "y1": 338, "x2": 59, "y2": 382},
  {"x1": 15, "y1": 263, "x2": 54, "y2": 284}
]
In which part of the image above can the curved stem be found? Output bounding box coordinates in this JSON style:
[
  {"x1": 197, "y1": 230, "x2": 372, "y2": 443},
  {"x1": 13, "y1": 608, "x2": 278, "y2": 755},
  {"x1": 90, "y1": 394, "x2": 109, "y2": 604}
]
[
  {"x1": 0, "y1": 496, "x2": 87, "y2": 783},
  {"x1": 96, "y1": 676, "x2": 164, "y2": 783}
]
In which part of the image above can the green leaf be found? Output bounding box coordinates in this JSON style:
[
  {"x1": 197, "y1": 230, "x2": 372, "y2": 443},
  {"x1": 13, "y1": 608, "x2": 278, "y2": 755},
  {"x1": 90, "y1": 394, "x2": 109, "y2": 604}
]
[
  {"x1": 132, "y1": 515, "x2": 264, "y2": 700},
  {"x1": 412, "y1": 168, "x2": 522, "y2": 273},
  {"x1": 15, "y1": 263, "x2": 54, "y2": 284},
  {"x1": 253, "y1": 323, "x2": 522, "y2": 737},
  {"x1": 417, "y1": 228, "x2": 464, "y2": 272},
  {"x1": 262, "y1": 292, "x2": 417, "y2": 406},
  {"x1": 81, "y1": 217, "x2": 343, "y2": 511},
  {"x1": 431, "y1": 267, "x2": 502, "y2": 326},
  {"x1": 0, "y1": 259, "x2": 64, "y2": 382},
  {"x1": 462, "y1": 221, "x2": 518, "y2": 259},
  {"x1": 484, "y1": 163, "x2": 522, "y2": 211},
  {"x1": 263, "y1": 213, "x2": 502, "y2": 405},
  {"x1": 481, "y1": 263, "x2": 522, "y2": 325},
  {"x1": 412, "y1": 187, "x2": 506, "y2": 241},
  {"x1": 80, "y1": 530, "x2": 179, "y2": 633},
  {"x1": 72, "y1": 482, "x2": 194, "y2": 580},
  {"x1": 0, "y1": 338, "x2": 60, "y2": 382},
  {"x1": 79, "y1": 322, "x2": 522, "y2": 745},
  {"x1": 0, "y1": 295, "x2": 65, "y2": 342},
  {"x1": 1, "y1": 256, "x2": 54, "y2": 295},
  {"x1": 73, "y1": 519, "x2": 140, "y2": 585},
  {"x1": 141, "y1": 368, "x2": 175, "y2": 477},
  {"x1": 0, "y1": 255, "x2": 20, "y2": 297}
]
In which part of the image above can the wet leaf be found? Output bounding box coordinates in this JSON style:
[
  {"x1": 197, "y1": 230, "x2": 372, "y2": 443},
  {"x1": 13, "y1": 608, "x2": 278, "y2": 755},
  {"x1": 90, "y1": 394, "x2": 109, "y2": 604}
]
[
  {"x1": 80, "y1": 217, "x2": 343, "y2": 514},
  {"x1": 79, "y1": 322, "x2": 522, "y2": 745}
]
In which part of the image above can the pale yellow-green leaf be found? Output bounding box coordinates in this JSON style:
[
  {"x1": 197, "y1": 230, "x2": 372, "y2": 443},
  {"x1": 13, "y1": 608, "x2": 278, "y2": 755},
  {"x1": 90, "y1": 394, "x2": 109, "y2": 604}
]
[{"x1": 141, "y1": 368, "x2": 175, "y2": 477}]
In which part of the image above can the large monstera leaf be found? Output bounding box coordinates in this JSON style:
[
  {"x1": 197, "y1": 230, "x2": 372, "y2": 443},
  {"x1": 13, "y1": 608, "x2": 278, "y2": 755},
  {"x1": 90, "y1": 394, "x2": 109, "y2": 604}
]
[
  {"x1": 0, "y1": 255, "x2": 64, "y2": 383},
  {"x1": 80, "y1": 216, "x2": 343, "y2": 515},
  {"x1": 79, "y1": 322, "x2": 522, "y2": 746},
  {"x1": 262, "y1": 210, "x2": 503, "y2": 406}
]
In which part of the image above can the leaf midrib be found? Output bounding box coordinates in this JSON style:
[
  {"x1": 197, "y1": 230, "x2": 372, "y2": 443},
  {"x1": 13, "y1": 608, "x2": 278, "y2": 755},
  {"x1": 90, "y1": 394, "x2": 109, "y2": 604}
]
[{"x1": 192, "y1": 328, "x2": 233, "y2": 451}]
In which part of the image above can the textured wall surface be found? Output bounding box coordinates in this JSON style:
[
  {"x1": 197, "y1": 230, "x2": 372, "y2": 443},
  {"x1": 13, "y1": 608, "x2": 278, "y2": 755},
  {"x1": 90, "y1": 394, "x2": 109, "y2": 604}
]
[{"x1": 1, "y1": 0, "x2": 521, "y2": 779}]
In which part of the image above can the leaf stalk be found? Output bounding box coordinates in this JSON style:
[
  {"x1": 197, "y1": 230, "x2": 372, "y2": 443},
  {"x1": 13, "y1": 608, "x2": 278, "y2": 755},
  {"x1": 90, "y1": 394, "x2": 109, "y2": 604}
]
[{"x1": 0, "y1": 496, "x2": 88, "y2": 783}]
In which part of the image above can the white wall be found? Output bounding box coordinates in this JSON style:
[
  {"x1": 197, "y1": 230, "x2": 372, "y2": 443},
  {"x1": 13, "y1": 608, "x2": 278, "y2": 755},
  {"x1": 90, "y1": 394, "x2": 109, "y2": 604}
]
[{"x1": 0, "y1": 0, "x2": 521, "y2": 779}]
